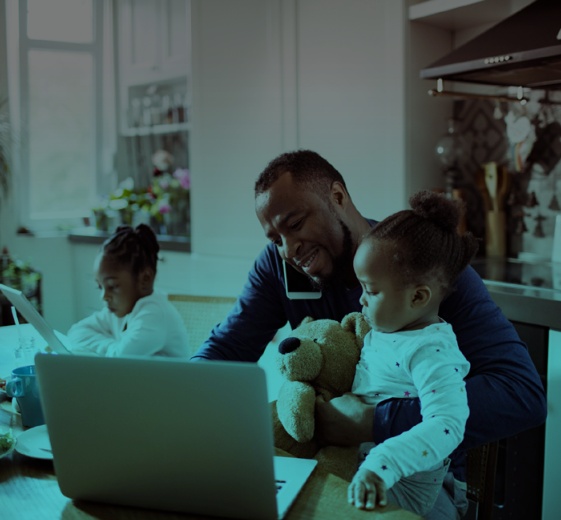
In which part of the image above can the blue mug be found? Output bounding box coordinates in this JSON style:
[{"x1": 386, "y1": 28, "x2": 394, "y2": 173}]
[{"x1": 6, "y1": 365, "x2": 45, "y2": 428}]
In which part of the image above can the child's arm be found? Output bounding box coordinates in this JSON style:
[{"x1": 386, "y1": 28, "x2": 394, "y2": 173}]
[
  {"x1": 104, "y1": 299, "x2": 168, "y2": 356},
  {"x1": 356, "y1": 336, "x2": 469, "y2": 494},
  {"x1": 66, "y1": 309, "x2": 115, "y2": 355}
]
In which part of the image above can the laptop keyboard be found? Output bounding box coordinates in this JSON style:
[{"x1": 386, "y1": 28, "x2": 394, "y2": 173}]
[{"x1": 275, "y1": 479, "x2": 286, "y2": 494}]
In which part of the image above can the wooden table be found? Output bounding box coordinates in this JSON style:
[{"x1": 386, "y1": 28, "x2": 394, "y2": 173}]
[{"x1": 0, "y1": 326, "x2": 421, "y2": 520}]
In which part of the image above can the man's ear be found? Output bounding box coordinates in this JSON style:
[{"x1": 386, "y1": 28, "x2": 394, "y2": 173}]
[
  {"x1": 331, "y1": 181, "x2": 348, "y2": 208},
  {"x1": 411, "y1": 285, "x2": 432, "y2": 308}
]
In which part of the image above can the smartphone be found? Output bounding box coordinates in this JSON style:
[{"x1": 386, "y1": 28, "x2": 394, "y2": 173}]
[{"x1": 283, "y1": 261, "x2": 322, "y2": 300}]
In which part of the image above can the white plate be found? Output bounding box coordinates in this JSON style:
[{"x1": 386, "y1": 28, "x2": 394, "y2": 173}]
[{"x1": 15, "y1": 424, "x2": 53, "y2": 460}]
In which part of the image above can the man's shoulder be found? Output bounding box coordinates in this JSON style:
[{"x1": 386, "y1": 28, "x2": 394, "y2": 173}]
[{"x1": 253, "y1": 243, "x2": 283, "y2": 274}]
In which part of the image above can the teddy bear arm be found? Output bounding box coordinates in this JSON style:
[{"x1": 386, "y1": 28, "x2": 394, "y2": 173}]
[{"x1": 277, "y1": 380, "x2": 317, "y2": 443}]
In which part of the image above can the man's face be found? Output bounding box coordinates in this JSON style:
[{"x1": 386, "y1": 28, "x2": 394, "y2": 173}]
[
  {"x1": 94, "y1": 253, "x2": 144, "y2": 318},
  {"x1": 255, "y1": 172, "x2": 353, "y2": 287}
]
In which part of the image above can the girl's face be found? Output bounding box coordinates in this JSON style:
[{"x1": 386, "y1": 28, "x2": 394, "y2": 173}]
[{"x1": 94, "y1": 253, "x2": 145, "y2": 318}]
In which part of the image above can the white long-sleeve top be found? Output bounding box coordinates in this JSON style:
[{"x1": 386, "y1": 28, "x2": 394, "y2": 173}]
[
  {"x1": 67, "y1": 291, "x2": 190, "y2": 358},
  {"x1": 352, "y1": 322, "x2": 470, "y2": 490}
]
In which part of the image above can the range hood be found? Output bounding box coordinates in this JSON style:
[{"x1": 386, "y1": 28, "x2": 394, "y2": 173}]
[{"x1": 420, "y1": 0, "x2": 561, "y2": 90}]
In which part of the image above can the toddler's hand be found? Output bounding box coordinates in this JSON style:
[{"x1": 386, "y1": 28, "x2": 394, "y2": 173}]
[{"x1": 348, "y1": 467, "x2": 387, "y2": 510}]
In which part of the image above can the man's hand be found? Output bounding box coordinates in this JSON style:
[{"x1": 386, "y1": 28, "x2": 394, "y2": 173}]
[
  {"x1": 315, "y1": 392, "x2": 375, "y2": 446},
  {"x1": 348, "y1": 467, "x2": 388, "y2": 510}
]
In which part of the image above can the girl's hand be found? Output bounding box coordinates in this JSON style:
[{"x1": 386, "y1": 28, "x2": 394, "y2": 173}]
[{"x1": 348, "y1": 467, "x2": 388, "y2": 510}]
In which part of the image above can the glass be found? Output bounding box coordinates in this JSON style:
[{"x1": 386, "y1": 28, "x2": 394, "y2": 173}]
[
  {"x1": 14, "y1": 336, "x2": 38, "y2": 366},
  {"x1": 27, "y1": 0, "x2": 93, "y2": 43},
  {"x1": 434, "y1": 118, "x2": 468, "y2": 192},
  {"x1": 435, "y1": 118, "x2": 467, "y2": 169},
  {"x1": 28, "y1": 49, "x2": 96, "y2": 218}
]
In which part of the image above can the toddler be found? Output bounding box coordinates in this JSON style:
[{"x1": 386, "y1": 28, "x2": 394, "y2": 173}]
[{"x1": 348, "y1": 190, "x2": 478, "y2": 516}]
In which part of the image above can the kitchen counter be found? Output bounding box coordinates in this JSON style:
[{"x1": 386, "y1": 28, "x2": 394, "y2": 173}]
[
  {"x1": 471, "y1": 257, "x2": 561, "y2": 330},
  {"x1": 471, "y1": 256, "x2": 560, "y2": 520}
]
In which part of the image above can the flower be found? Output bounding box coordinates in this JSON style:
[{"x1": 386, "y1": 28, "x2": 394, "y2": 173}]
[
  {"x1": 151, "y1": 149, "x2": 174, "y2": 176},
  {"x1": 155, "y1": 199, "x2": 172, "y2": 215},
  {"x1": 89, "y1": 164, "x2": 190, "y2": 235},
  {"x1": 173, "y1": 168, "x2": 191, "y2": 190}
]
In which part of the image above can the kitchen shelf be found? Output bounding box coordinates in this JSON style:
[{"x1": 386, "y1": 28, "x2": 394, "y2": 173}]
[
  {"x1": 408, "y1": 0, "x2": 532, "y2": 31},
  {"x1": 68, "y1": 227, "x2": 190, "y2": 253},
  {"x1": 121, "y1": 122, "x2": 191, "y2": 137}
]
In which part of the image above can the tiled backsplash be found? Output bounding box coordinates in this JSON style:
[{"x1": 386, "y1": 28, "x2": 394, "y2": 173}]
[{"x1": 452, "y1": 89, "x2": 561, "y2": 260}]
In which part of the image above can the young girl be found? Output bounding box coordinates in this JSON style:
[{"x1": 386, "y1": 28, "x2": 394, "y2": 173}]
[
  {"x1": 67, "y1": 224, "x2": 190, "y2": 357},
  {"x1": 348, "y1": 190, "x2": 479, "y2": 516}
]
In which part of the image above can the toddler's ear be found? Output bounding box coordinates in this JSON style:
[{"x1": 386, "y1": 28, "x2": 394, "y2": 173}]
[{"x1": 411, "y1": 285, "x2": 431, "y2": 307}]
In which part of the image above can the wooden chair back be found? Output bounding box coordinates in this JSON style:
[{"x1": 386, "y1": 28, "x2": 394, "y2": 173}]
[{"x1": 167, "y1": 294, "x2": 237, "y2": 357}]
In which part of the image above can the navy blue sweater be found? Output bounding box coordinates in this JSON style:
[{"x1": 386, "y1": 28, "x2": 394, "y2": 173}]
[{"x1": 193, "y1": 242, "x2": 547, "y2": 481}]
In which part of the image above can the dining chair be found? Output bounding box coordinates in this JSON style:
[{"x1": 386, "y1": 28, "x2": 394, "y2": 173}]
[
  {"x1": 167, "y1": 294, "x2": 237, "y2": 356},
  {"x1": 465, "y1": 441, "x2": 499, "y2": 520}
]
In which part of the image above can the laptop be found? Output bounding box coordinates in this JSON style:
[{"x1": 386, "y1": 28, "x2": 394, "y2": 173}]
[
  {"x1": 0, "y1": 283, "x2": 72, "y2": 354},
  {"x1": 35, "y1": 354, "x2": 317, "y2": 520}
]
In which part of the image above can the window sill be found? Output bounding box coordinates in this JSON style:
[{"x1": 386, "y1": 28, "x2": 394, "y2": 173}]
[{"x1": 67, "y1": 227, "x2": 191, "y2": 253}]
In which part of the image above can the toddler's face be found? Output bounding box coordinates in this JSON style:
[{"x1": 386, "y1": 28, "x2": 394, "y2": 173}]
[
  {"x1": 94, "y1": 253, "x2": 143, "y2": 318},
  {"x1": 353, "y1": 240, "x2": 414, "y2": 333}
]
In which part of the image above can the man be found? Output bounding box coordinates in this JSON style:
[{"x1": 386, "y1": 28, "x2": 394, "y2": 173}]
[{"x1": 193, "y1": 149, "x2": 547, "y2": 519}]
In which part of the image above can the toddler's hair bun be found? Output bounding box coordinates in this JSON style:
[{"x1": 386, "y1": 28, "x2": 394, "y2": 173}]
[{"x1": 409, "y1": 190, "x2": 461, "y2": 233}]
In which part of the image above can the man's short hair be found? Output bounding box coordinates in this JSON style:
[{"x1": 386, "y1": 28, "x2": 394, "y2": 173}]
[{"x1": 254, "y1": 149, "x2": 347, "y2": 196}]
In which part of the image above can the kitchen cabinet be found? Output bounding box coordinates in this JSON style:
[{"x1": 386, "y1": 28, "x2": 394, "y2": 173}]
[
  {"x1": 543, "y1": 329, "x2": 561, "y2": 520},
  {"x1": 491, "y1": 321, "x2": 546, "y2": 520},
  {"x1": 408, "y1": 0, "x2": 534, "y2": 31},
  {"x1": 189, "y1": 0, "x2": 454, "y2": 259},
  {"x1": 471, "y1": 257, "x2": 561, "y2": 519},
  {"x1": 116, "y1": 0, "x2": 191, "y2": 136},
  {"x1": 116, "y1": 0, "x2": 190, "y2": 88},
  {"x1": 114, "y1": 0, "x2": 192, "y2": 211}
]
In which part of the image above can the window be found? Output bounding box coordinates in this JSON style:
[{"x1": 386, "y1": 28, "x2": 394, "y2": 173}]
[{"x1": 6, "y1": 0, "x2": 116, "y2": 232}]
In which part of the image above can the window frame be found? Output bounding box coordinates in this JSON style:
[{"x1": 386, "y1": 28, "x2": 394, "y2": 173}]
[{"x1": 6, "y1": 0, "x2": 115, "y2": 234}]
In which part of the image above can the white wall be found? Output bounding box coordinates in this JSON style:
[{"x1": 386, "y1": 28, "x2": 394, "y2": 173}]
[
  {"x1": 1, "y1": 0, "x2": 457, "y2": 331},
  {"x1": 0, "y1": 0, "x2": 10, "y2": 248},
  {"x1": 190, "y1": 0, "x2": 284, "y2": 260},
  {"x1": 190, "y1": 0, "x2": 424, "y2": 262},
  {"x1": 296, "y1": 0, "x2": 408, "y2": 220}
]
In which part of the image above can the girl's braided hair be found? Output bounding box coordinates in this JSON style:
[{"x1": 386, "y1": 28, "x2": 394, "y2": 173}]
[
  {"x1": 101, "y1": 224, "x2": 160, "y2": 276},
  {"x1": 367, "y1": 190, "x2": 479, "y2": 294}
]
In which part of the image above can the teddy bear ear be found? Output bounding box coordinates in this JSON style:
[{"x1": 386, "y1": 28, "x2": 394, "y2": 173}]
[
  {"x1": 341, "y1": 312, "x2": 371, "y2": 344},
  {"x1": 298, "y1": 316, "x2": 314, "y2": 327}
]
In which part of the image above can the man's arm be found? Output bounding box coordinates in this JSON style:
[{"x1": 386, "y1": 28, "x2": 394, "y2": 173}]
[
  {"x1": 192, "y1": 244, "x2": 364, "y2": 361},
  {"x1": 191, "y1": 247, "x2": 289, "y2": 361}
]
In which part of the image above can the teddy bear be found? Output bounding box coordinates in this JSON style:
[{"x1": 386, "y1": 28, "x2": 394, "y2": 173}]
[{"x1": 270, "y1": 311, "x2": 371, "y2": 475}]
